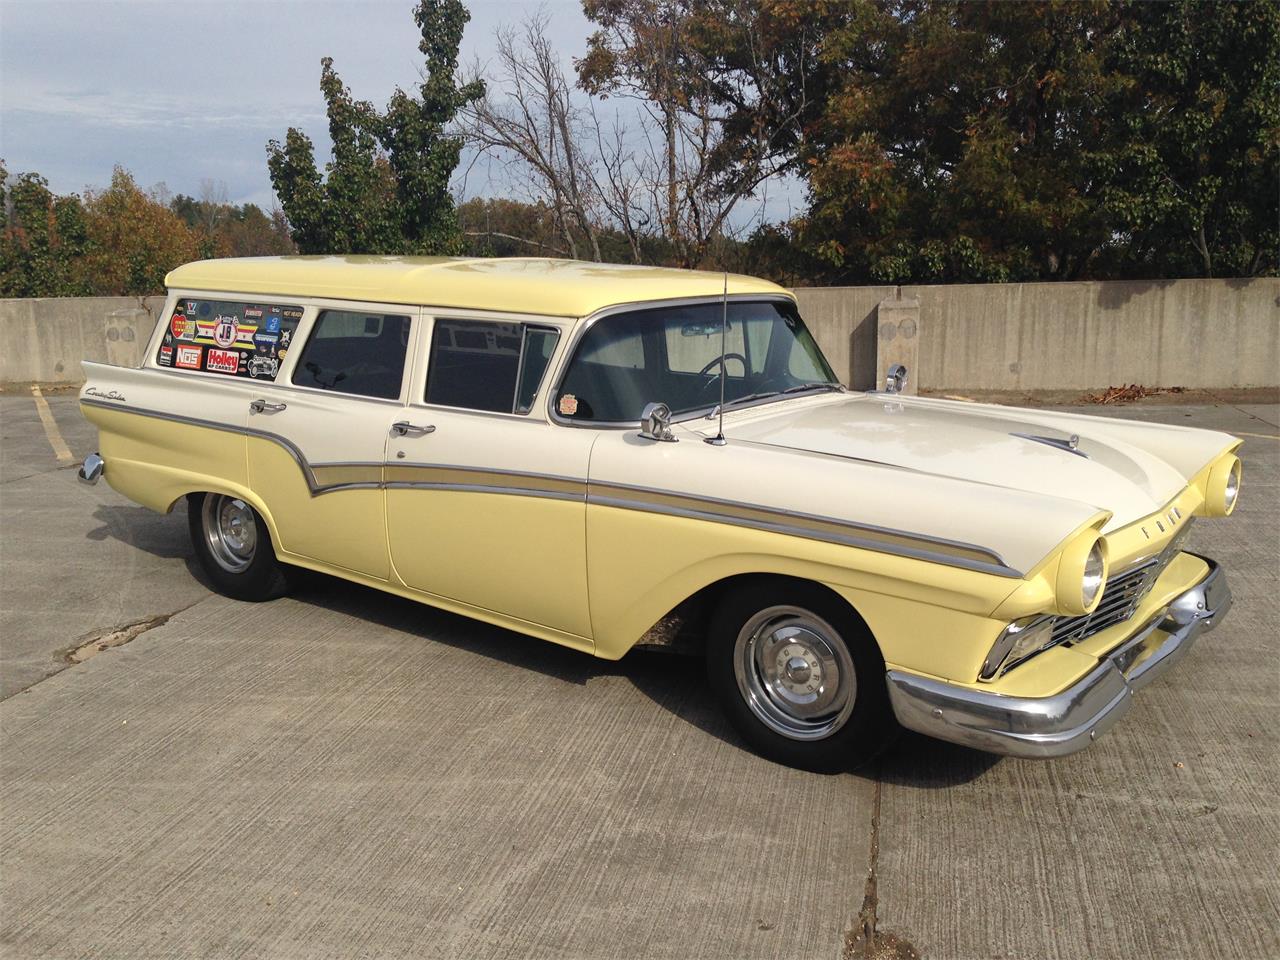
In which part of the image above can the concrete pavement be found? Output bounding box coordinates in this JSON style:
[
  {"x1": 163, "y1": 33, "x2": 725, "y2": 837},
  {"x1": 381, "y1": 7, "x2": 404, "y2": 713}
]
[{"x1": 1, "y1": 394, "x2": 1277, "y2": 959}]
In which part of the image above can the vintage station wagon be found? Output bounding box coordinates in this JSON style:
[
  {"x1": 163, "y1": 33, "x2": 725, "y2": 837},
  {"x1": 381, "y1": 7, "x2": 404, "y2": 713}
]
[{"x1": 78, "y1": 257, "x2": 1241, "y2": 771}]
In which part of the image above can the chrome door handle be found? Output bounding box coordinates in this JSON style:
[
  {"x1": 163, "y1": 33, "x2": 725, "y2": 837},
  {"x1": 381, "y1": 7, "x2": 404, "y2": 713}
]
[
  {"x1": 250, "y1": 399, "x2": 287, "y2": 414},
  {"x1": 392, "y1": 421, "x2": 436, "y2": 437}
]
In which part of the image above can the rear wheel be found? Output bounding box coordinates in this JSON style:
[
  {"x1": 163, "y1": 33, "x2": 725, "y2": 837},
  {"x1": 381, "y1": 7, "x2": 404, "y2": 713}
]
[
  {"x1": 188, "y1": 492, "x2": 289, "y2": 601},
  {"x1": 706, "y1": 580, "x2": 895, "y2": 772}
]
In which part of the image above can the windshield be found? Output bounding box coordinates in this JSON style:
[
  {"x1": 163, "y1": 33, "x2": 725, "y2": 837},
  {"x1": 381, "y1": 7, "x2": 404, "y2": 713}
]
[{"x1": 554, "y1": 299, "x2": 838, "y2": 423}]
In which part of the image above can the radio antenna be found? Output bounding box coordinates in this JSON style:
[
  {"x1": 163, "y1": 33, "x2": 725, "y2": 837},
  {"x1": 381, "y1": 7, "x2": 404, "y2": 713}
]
[{"x1": 705, "y1": 272, "x2": 728, "y2": 446}]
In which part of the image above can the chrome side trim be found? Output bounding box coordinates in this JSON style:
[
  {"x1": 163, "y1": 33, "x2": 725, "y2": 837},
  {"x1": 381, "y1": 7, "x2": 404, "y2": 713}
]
[
  {"x1": 886, "y1": 555, "x2": 1231, "y2": 759},
  {"x1": 587, "y1": 480, "x2": 1019, "y2": 577},
  {"x1": 81, "y1": 398, "x2": 1019, "y2": 575}
]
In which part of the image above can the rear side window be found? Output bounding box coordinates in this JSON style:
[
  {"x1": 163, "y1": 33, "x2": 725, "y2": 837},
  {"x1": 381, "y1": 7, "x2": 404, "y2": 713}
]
[
  {"x1": 157, "y1": 299, "x2": 302, "y2": 381},
  {"x1": 291, "y1": 310, "x2": 411, "y2": 400},
  {"x1": 425, "y1": 319, "x2": 561, "y2": 414}
]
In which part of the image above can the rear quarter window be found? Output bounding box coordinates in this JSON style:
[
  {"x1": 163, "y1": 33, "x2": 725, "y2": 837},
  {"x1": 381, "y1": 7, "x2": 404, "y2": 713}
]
[{"x1": 156, "y1": 299, "x2": 302, "y2": 381}]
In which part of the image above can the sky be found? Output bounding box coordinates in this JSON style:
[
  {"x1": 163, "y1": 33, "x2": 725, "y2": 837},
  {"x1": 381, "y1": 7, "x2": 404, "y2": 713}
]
[
  {"x1": 0, "y1": 0, "x2": 591, "y2": 207},
  {"x1": 0, "y1": 0, "x2": 802, "y2": 229}
]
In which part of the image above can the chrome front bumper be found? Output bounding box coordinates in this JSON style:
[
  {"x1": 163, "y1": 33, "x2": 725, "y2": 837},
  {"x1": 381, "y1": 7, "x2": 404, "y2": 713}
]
[{"x1": 886, "y1": 555, "x2": 1232, "y2": 759}]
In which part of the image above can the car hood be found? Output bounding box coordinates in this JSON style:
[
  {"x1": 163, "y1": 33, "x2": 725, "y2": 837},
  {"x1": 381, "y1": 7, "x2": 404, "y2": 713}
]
[{"x1": 706, "y1": 394, "x2": 1191, "y2": 531}]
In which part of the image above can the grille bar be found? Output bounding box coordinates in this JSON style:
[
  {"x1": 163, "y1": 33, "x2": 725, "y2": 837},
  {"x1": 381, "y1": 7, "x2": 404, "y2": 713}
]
[{"x1": 1050, "y1": 558, "x2": 1162, "y2": 647}]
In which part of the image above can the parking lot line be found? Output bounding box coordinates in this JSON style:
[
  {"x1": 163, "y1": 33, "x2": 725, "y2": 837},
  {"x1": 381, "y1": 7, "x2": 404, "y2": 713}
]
[{"x1": 30, "y1": 385, "x2": 74, "y2": 464}]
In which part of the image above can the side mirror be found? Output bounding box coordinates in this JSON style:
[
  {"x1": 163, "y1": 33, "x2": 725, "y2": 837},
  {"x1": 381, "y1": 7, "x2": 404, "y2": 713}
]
[
  {"x1": 639, "y1": 402, "x2": 678, "y2": 442},
  {"x1": 884, "y1": 363, "x2": 908, "y2": 394}
]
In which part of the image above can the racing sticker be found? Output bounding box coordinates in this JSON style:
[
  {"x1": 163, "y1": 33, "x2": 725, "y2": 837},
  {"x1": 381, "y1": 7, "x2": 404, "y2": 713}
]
[
  {"x1": 205, "y1": 348, "x2": 241, "y2": 375},
  {"x1": 212, "y1": 315, "x2": 238, "y2": 348},
  {"x1": 158, "y1": 345, "x2": 174, "y2": 366},
  {"x1": 246, "y1": 355, "x2": 280, "y2": 379},
  {"x1": 243, "y1": 306, "x2": 263, "y2": 319},
  {"x1": 175, "y1": 345, "x2": 202, "y2": 369},
  {"x1": 194, "y1": 317, "x2": 257, "y2": 348},
  {"x1": 169, "y1": 310, "x2": 197, "y2": 341}
]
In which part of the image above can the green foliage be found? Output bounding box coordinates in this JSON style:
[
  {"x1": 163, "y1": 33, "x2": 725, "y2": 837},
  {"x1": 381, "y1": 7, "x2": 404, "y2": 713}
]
[
  {"x1": 267, "y1": 0, "x2": 484, "y2": 255},
  {"x1": 0, "y1": 163, "x2": 92, "y2": 297},
  {"x1": 729, "y1": 0, "x2": 1278, "y2": 284},
  {"x1": 78, "y1": 167, "x2": 201, "y2": 296},
  {"x1": 171, "y1": 195, "x2": 295, "y2": 258},
  {"x1": 1101, "y1": 0, "x2": 1280, "y2": 277}
]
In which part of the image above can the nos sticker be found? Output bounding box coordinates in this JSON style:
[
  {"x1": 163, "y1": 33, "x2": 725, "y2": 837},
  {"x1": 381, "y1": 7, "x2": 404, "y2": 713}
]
[
  {"x1": 206, "y1": 349, "x2": 240, "y2": 374},
  {"x1": 175, "y1": 345, "x2": 202, "y2": 369}
]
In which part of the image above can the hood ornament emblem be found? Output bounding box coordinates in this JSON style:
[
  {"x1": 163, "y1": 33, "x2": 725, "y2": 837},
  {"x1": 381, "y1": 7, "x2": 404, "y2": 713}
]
[{"x1": 1011, "y1": 432, "x2": 1089, "y2": 459}]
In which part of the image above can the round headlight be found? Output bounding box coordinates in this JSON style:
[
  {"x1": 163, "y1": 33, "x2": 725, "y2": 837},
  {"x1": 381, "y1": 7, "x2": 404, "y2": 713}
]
[
  {"x1": 1055, "y1": 532, "x2": 1109, "y2": 616},
  {"x1": 1224, "y1": 459, "x2": 1241, "y2": 513},
  {"x1": 1202, "y1": 454, "x2": 1242, "y2": 517},
  {"x1": 1082, "y1": 540, "x2": 1106, "y2": 608}
]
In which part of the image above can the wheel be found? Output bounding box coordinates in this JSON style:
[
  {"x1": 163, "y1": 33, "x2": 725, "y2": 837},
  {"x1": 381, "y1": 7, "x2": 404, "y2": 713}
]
[
  {"x1": 187, "y1": 492, "x2": 289, "y2": 602},
  {"x1": 706, "y1": 580, "x2": 895, "y2": 772}
]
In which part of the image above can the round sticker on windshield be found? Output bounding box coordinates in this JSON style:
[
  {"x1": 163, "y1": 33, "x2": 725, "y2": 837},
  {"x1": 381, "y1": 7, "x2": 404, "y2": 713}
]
[{"x1": 559, "y1": 394, "x2": 579, "y2": 416}]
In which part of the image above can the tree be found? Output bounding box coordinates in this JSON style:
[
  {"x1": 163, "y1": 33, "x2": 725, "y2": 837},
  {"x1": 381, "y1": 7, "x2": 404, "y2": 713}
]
[
  {"x1": 578, "y1": 0, "x2": 819, "y2": 267},
  {"x1": 1102, "y1": 0, "x2": 1279, "y2": 277},
  {"x1": 78, "y1": 166, "x2": 200, "y2": 295},
  {"x1": 0, "y1": 163, "x2": 92, "y2": 297},
  {"x1": 460, "y1": 12, "x2": 610, "y2": 261},
  {"x1": 267, "y1": 0, "x2": 484, "y2": 255},
  {"x1": 726, "y1": 0, "x2": 1277, "y2": 284}
]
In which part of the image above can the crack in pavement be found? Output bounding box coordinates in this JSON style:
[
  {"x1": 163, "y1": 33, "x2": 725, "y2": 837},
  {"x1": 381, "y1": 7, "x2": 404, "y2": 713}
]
[
  {"x1": 843, "y1": 776, "x2": 921, "y2": 960},
  {"x1": 59, "y1": 600, "x2": 204, "y2": 666}
]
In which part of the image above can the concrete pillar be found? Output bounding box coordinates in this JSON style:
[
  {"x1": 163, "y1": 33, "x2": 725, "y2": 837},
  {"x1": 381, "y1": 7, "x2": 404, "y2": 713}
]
[
  {"x1": 875, "y1": 297, "x2": 921, "y2": 394},
  {"x1": 104, "y1": 306, "x2": 147, "y2": 368}
]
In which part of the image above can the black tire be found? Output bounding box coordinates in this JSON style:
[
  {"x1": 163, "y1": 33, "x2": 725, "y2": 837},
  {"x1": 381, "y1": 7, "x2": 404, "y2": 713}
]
[
  {"x1": 706, "y1": 578, "x2": 896, "y2": 772},
  {"x1": 187, "y1": 492, "x2": 289, "y2": 602}
]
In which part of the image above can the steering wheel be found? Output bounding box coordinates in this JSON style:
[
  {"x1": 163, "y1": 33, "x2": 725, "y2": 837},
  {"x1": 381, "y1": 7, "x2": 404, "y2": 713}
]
[{"x1": 698, "y1": 353, "x2": 747, "y2": 378}]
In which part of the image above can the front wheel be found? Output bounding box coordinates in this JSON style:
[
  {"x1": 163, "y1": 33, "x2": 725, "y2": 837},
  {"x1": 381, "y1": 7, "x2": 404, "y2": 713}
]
[
  {"x1": 188, "y1": 492, "x2": 289, "y2": 602},
  {"x1": 706, "y1": 580, "x2": 895, "y2": 772}
]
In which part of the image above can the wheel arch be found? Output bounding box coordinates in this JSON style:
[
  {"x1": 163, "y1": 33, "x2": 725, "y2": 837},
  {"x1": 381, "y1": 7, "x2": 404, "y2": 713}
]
[{"x1": 621, "y1": 571, "x2": 881, "y2": 664}]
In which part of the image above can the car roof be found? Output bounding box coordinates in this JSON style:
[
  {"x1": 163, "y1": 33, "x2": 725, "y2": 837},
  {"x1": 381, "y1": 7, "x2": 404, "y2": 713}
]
[{"x1": 164, "y1": 256, "x2": 791, "y2": 318}]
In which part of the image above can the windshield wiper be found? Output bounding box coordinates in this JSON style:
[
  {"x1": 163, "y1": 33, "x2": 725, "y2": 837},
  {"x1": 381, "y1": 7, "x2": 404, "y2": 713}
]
[
  {"x1": 724, "y1": 391, "x2": 781, "y2": 408},
  {"x1": 781, "y1": 382, "x2": 843, "y2": 395}
]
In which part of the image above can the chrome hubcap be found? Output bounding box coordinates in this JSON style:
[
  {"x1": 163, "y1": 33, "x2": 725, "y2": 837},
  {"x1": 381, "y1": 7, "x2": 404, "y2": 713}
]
[
  {"x1": 202, "y1": 494, "x2": 257, "y2": 573},
  {"x1": 733, "y1": 605, "x2": 856, "y2": 741}
]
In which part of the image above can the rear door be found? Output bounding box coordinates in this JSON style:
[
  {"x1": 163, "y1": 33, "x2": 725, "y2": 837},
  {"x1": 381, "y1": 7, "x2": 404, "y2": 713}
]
[
  {"x1": 384, "y1": 313, "x2": 595, "y2": 639},
  {"x1": 246, "y1": 301, "x2": 421, "y2": 580}
]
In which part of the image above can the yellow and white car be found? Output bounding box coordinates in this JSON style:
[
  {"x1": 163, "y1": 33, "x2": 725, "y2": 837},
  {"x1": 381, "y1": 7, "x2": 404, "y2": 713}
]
[{"x1": 78, "y1": 256, "x2": 1241, "y2": 771}]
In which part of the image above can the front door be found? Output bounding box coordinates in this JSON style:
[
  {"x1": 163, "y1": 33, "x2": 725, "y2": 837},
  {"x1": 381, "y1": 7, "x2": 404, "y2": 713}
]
[
  {"x1": 384, "y1": 315, "x2": 595, "y2": 639},
  {"x1": 247, "y1": 303, "x2": 418, "y2": 580}
]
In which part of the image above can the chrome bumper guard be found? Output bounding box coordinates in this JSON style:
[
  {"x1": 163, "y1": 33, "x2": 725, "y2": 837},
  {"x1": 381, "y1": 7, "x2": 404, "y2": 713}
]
[
  {"x1": 77, "y1": 452, "x2": 105, "y2": 485},
  {"x1": 886, "y1": 555, "x2": 1232, "y2": 759}
]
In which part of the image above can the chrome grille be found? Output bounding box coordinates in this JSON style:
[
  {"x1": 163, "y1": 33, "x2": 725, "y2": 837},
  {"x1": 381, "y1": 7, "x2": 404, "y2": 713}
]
[{"x1": 1051, "y1": 558, "x2": 1162, "y2": 646}]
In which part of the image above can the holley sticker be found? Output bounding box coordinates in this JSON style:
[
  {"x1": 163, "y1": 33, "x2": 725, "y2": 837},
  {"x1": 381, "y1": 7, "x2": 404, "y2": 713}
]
[{"x1": 206, "y1": 348, "x2": 240, "y2": 374}]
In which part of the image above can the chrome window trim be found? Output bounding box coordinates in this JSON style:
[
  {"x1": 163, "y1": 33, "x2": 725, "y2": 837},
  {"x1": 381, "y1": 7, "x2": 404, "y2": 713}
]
[
  {"x1": 289, "y1": 307, "x2": 416, "y2": 404},
  {"x1": 544, "y1": 294, "x2": 800, "y2": 429},
  {"x1": 420, "y1": 316, "x2": 563, "y2": 418}
]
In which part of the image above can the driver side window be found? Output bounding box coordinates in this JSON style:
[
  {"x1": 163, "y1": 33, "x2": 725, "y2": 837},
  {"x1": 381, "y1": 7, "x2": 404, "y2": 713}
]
[{"x1": 291, "y1": 309, "x2": 411, "y2": 400}]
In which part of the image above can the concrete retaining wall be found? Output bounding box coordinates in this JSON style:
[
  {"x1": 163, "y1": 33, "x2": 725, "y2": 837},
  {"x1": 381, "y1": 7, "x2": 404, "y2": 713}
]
[
  {"x1": 794, "y1": 277, "x2": 1279, "y2": 392},
  {"x1": 1, "y1": 296, "x2": 165, "y2": 385},
  {"x1": 2, "y1": 277, "x2": 1277, "y2": 391}
]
